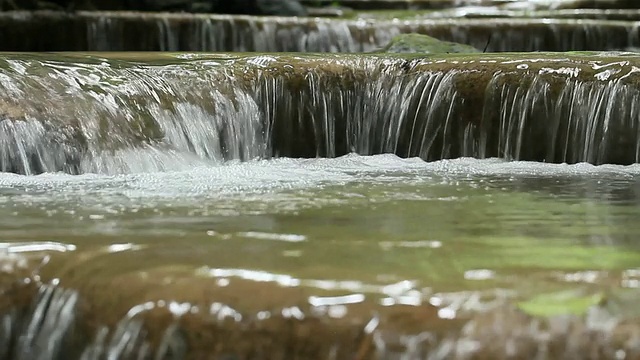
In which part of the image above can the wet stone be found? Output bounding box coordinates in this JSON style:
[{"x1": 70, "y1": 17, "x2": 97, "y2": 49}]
[
  {"x1": 0, "y1": 12, "x2": 637, "y2": 52},
  {"x1": 1, "y1": 278, "x2": 640, "y2": 359},
  {"x1": 377, "y1": 33, "x2": 480, "y2": 54}
]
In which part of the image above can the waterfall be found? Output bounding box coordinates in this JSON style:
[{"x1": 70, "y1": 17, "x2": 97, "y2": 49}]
[
  {"x1": 481, "y1": 70, "x2": 640, "y2": 164},
  {"x1": 2, "y1": 53, "x2": 640, "y2": 175},
  {"x1": 0, "y1": 283, "x2": 187, "y2": 360},
  {"x1": 0, "y1": 284, "x2": 79, "y2": 360},
  {"x1": 70, "y1": 15, "x2": 640, "y2": 53},
  {"x1": 0, "y1": 56, "x2": 268, "y2": 175},
  {"x1": 0, "y1": 11, "x2": 638, "y2": 52}
]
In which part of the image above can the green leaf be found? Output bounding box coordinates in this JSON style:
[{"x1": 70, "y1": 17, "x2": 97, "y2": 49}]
[{"x1": 518, "y1": 290, "x2": 604, "y2": 317}]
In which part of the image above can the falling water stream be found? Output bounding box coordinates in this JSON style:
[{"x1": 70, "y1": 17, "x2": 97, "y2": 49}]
[
  {"x1": 3, "y1": 52, "x2": 640, "y2": 175},
  {"x1": 0, "y1": 12, "x2": 638, "y2": 53},
  {"x1": 2, "y1": 52, "x2": 640, "y2": 358}
]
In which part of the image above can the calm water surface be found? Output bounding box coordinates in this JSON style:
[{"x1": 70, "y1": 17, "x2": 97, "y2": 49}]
[{"x1": 1, "y1": 154, "x2": 640, "y2": 317}]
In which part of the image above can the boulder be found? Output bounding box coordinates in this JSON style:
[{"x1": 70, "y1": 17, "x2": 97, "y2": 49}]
[{"x1": 379, "y1": 33, "x2": 480, "y2": 54}]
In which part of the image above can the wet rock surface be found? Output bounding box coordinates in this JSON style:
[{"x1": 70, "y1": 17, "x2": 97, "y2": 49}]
[
  {"x1": 0, "y1": 11, "x2": 636, "y2": 52},
  {"x1": 378, "y1": 33, "x2": 480, "y2": 54},
  {"x1": 1, "y1": 272, "x2": 640, "y2": 359}
]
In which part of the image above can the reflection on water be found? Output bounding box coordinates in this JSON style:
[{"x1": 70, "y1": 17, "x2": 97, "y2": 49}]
[
  {"x1": 1, "y1": 154, "x2": 639, "y2": 296},
  {"x1": 2, "y1": 154, "x2": 640, "y2": 357}
]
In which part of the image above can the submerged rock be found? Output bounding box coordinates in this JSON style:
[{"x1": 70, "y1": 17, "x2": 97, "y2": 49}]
[
  {"x1": 378, "y1": 33, "x2": 480, "y2": 54},
  {"x1": 2, "y1": 279, "x2": 640, "y2": 359}
]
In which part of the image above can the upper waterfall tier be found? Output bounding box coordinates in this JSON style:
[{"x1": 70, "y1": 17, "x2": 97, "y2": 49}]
[
  {"x1": 1, "y1": 52, "x2": 640, "y2": 175},
  {"x1": 0, "y1": 11, "x2": 638, "y2": 52}
]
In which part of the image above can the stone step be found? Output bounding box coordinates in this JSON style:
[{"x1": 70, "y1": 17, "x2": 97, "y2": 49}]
[
  {"x1": 2, "y1": 51, "x2": 640, "y2": 168},
  {"x1": 0, "y1": 11, "x2": 636, "y2": 53}
]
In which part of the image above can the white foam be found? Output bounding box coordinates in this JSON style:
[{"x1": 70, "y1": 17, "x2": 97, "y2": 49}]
[{"x1": 0, "y1": 154, "x2": 638, "y2": 218}]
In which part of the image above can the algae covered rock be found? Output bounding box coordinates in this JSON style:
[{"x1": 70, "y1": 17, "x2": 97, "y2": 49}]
[{"x1": 379, "y1": 33, "x2": 480, "y2": 54}]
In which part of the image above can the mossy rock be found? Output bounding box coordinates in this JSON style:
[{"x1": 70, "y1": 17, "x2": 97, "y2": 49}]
[{"x1": 378, "y1": 33, "x2": 480, "y2": 54}]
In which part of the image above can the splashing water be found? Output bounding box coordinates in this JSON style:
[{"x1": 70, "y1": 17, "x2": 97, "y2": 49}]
[
  {"x1": 1, "y1": 12, "x2": 638, "y2": 53},
  {"x1": 2, "y1": 154, "x2": 640, "y2": 358},
  {"x1": 1, "y1": 53, "x2": 640, "y2": 175}
]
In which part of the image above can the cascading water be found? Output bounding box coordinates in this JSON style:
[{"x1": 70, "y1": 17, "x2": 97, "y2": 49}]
[
  {"x1": 483, "y1": 71, "x2": 640, "y2": 164},
  {"x1": 0, "y1": 12, "x2": 638, "y2": 52},
  {"x1": 3, "y1": 52, "x2": 640, "y2": 360},
  {"x1": 0, "y1": 281, "x2": 187, "y2": 360},
  {"x1": 1, "y1": 53, "x2": 640, "y2": 175},
  {"x1": 67, "y1": 16, "x2": 640, "y2": 53},
  {"x1": 0, "y1": 56, "x2": 267, "y2": 175},
  {"x1": 4, "y1": 1, "x2": 640, "y2": 358}
]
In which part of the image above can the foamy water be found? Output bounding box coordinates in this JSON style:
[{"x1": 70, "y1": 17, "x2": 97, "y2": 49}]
[
  {"x1": 1, "y1": 154, "x2": 638, "y2": 243},
  {"x1": 1, "y1": 154, "x2": 638, "y2": 204},
  {"x1": 2, "y1": 156, "x2": 640, "y2": 360}
]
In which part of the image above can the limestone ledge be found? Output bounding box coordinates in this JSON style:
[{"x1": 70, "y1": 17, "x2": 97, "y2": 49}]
[{"x1": 5, "y1": 51, "x2": 634, "y2": 82}]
